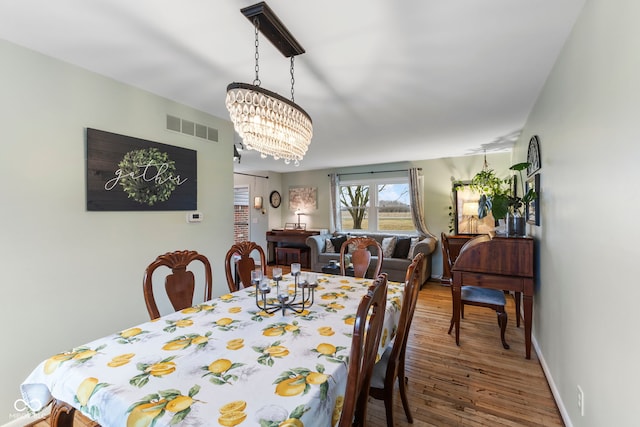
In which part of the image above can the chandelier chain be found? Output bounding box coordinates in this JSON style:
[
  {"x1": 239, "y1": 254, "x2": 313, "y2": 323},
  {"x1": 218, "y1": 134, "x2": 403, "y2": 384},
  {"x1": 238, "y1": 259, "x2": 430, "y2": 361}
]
[
  {"x1": 290, "y1": 57, "x2": 295, "y2": 102},
  {"x1": 253, "y1": 18, "x2": 261, "y2": 86}
]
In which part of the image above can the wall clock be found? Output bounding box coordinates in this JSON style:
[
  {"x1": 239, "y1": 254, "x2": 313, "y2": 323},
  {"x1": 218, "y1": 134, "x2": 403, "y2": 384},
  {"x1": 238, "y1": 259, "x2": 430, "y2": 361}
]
[
  {"x1": 527, "y1": 135, "x2": 541, "y2": 176},
  {"x1": 269, "y1": 190, "x2": 281, "y2": 208}
]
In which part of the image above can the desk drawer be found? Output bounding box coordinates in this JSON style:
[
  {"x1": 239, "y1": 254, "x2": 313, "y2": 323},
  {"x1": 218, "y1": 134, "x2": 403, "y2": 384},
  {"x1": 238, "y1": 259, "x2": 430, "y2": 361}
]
[{"x1": 459, "y1": 272, "x2": 524, "y2": 292}]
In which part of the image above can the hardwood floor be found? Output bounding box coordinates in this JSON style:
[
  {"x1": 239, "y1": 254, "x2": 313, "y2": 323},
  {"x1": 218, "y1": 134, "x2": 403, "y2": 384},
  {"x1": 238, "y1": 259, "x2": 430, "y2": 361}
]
[
  {"x1": 366, "y1": 281, "x2": 563, "y2": 427},
  {"x1": 31, "y1": 279, "x2": 562, "y2": 427}
]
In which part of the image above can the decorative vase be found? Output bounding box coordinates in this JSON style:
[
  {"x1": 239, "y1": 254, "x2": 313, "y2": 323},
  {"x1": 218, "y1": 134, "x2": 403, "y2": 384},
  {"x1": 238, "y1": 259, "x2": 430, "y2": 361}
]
[{"x1": 507, "y1": 212, "x2": 526, "y2": 236}]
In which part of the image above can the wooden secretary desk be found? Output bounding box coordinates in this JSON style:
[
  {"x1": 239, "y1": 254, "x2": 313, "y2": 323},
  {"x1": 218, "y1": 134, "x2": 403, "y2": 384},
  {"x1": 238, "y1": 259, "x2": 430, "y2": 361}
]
[
  {"x1": 440, "y1": 234, "x2": 482, "y2": 284},
  {"x1": 450, "y1": 233, "x2": 535, "y2": 359},
  {"x1": 265, "y1": 229, "x2": 319, "y2": 268}
]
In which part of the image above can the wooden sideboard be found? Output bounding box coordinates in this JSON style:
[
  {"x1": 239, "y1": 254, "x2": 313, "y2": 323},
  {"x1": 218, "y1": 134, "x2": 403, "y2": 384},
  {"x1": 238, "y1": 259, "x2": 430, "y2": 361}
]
[{"x1": 266, "y1": 229, "x2": 320, "y2": 268}]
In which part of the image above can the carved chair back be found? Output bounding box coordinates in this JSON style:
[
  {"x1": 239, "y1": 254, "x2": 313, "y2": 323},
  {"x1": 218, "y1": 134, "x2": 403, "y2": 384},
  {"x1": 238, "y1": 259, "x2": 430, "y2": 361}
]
[
  {"x1": 224, "y1": 241, "x2": 267, "y2": 292},
  {"x1": 369, "y1": 252, "x2": 424, "y2": 426},
  {"x1": 340, "y1": 237, "x2": 383, "y2": 279},
  {"x1": 338, "y1": 273, "x2": 388, "y2": 427},
  {"x1": 143, "y1": 250, "x2": 213, "y2": 320}
]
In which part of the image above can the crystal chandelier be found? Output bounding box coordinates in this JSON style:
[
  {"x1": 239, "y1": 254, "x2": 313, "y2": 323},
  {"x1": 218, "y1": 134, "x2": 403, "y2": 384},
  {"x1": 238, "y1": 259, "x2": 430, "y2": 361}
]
[{"x1": 225, "y1": 2, "x2": 313, "y2": 166}]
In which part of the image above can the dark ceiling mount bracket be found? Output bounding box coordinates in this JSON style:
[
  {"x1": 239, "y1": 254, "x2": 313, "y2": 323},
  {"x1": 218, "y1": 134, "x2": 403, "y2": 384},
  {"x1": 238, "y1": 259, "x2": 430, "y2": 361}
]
[{"x1": 240, "y1": 2, "x2": 305, "y2": 58}]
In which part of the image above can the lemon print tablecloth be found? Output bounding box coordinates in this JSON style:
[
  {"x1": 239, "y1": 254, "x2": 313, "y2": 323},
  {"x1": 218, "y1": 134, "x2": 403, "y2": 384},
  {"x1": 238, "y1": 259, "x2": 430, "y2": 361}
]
[{"x1": 21, "y1": 273, "x2": 404, "y2": 427}]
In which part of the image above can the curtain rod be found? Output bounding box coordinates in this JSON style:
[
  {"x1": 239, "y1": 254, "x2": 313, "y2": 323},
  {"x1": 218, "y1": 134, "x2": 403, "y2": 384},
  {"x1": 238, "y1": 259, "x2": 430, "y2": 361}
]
[
  {"x1": 234, "y1": 172, "x2": 269, "y2": 179},
  {"x1": 328, "y1": 168, "x2": 421, "y2": 177}
]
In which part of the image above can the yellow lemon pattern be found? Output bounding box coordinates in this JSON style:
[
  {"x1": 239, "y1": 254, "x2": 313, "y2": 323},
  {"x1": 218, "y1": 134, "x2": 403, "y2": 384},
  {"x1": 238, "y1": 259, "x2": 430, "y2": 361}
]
[
  {"x1": 129, "y1": 357, "x2": 177, "y2": 388},
  {"x1": 181, "y1": 303, "x2": 216, "y2": 314},
  {"x1": 126, "y1": 385, "x2": 200, "y2": 427},
  {"x1": 76, "y1": 377, "x2": 99, "y2": 406},
  {"x1": 202, "y1": 358, "x2": 245, "y2": 385},
  {"x1": 317, "y1": 326, "x2": 335, "y2": 336},
  {"x1": 25, "y1": 274, "x2": 406, "y2": 427},
  {"x1": 313, "y1": 343, "x2": 348, "y2": 364},
  {"x1": 226, "y1": 338, "x2": 245, "y2": 350},
  {"x1": 332, "y1": 396, "x2": 345, "y2": 426},
  {"x1": 117, "y1": 328, "x2": 146, "y2": 343},
  {"x1": 262, "y1": 322, "x2": 301, "y2": 337},
  {"x1": 255, "y1": 341, "x2": 290, "y2": 366},
  {"x1": 162, "y1": 333, "x2": 211, "y2": 351},
  {"x1": 218, "y1": 400, "x2": 248, "y2": 426},
  {"x1": 256, "y1": 405, "x2": 309, "y2": 426},
  {"x1": 214, "y1": 317, "x2": 240, "y2": 331},
  {"x1": 74, "y1": 376, "x2": 109, "y2": 418},
  {"x1": 249, "y1": 309, "x2": 274, "y2": 321},
  {"x1": 107, "y1": 353, "x2": 135, "y2": 367},
  {"x1": 163, "y1": 317, "x2": 194, "y2": 333},
  {"x1": 274, "y1": 366, "x2": 330, "y2": 400},
  {"x1": 43, "y1": 345, "x2": 106, "y2": 374}
]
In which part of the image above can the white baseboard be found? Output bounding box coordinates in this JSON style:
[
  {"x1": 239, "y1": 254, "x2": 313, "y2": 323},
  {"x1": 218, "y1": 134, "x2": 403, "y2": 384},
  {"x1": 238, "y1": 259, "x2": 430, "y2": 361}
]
[{"x1": 533, "y1": 335, "x2": 572, "y2": 427}]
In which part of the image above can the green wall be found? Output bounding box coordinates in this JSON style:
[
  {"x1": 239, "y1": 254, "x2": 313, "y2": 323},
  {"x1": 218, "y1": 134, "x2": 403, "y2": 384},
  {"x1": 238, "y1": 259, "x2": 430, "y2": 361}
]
[{"x1": 0, "y1": 40, "x2": 234, "y2": 424}]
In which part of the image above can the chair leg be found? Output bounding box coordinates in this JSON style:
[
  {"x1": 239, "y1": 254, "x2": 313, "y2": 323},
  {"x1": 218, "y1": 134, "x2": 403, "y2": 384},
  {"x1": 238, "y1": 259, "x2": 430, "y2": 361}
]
[
  {"x1": 384, "y1": 393, "x2": 395, "y2": 427},
  {"x1": 497, "y1": 310, "x2": 509, "y2": 349},
  {"x1": 448, "y1": 317, "x2": 454, "y2": 335},
  {"x1": 398, "y1": 375, "x2": 413, "y2": 424},
  {"x1": 515, "y1": 291, "x2": 521, "y2": 328}
]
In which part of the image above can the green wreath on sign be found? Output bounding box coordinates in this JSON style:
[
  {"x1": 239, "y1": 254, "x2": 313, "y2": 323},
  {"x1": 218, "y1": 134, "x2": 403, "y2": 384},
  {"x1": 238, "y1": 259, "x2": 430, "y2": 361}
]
[{"x1": 118, "y1": 148, "x2": 177, "y2": 206}]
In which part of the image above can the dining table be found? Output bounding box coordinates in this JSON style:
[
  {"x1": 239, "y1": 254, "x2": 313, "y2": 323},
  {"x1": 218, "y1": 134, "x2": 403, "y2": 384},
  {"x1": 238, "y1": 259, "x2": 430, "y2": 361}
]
[{"x1": 21, "y1": 272, "x2": 404, "y2": 427}]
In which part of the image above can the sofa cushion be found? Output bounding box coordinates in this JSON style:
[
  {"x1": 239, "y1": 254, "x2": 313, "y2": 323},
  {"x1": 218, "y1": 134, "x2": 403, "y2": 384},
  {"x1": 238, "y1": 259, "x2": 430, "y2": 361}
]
[
  {"x1": 325, "y1": 238, "x2": 336, "y2": 253},
  {"x1": 393, "y1": 237, "x2": 411, "y2": 258},
  {"x1": 381, "y1": 236, "x2": 397, "y2": 258},
  {"x1": 329, "y1": 235, "x2": 347, "y2": 253}
]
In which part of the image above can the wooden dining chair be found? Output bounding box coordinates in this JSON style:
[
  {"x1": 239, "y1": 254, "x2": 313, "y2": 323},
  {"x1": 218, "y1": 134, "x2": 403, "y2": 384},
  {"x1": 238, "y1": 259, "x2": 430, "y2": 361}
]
[
  {"x1": 224, "y1": 241, "x2": 267, "y2": 292},
  {"x1": 143, "y1": 250, "x2": 213, "y2": 320},
  {"x1": 338, "y1": 273, "x2": 388, "y2": 427},
  {"x1": 339, "y1": 237, "x2": 383, "y2": 279},
  {"x1": 441, "y1": 233, "x2": 509, "y2": 349},
  {"x1": 369, "y1": 252, "x2": 425, "y2": 427}
]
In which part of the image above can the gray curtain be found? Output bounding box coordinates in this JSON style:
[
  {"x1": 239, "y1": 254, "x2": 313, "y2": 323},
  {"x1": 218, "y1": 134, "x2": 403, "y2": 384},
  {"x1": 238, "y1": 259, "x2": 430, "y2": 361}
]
[
  {"x1": 409, "y1": 168, "x2": 436, "y2": 238},
  {"x1": 329, "y1": 173, "x2": 341, "y2": 233}
]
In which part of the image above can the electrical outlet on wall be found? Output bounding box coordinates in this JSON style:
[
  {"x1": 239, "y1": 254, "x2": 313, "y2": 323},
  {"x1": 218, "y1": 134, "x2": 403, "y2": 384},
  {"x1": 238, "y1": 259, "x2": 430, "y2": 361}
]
[{"x1": 577, "y1": 385, "x2": 585, "y2": 416}]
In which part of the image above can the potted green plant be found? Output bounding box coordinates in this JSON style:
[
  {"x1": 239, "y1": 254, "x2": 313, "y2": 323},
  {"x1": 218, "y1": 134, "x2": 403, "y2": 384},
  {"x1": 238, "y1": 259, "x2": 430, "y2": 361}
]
[{"x1": 470, "y1": 162, "x2": 536, "y2": 236}]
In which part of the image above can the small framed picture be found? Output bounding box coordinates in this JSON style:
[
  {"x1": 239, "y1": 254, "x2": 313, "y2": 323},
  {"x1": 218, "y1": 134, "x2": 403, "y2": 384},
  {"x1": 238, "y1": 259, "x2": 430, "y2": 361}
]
[{"x1": 526, "y1": 173, "x2": 540, "y2": 226}]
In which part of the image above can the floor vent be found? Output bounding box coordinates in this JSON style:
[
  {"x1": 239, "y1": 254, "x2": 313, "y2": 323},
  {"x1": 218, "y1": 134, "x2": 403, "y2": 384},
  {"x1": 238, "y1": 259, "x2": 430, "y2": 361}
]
[{"x1": 166, "y1": 114, "x2": 218, "y2": 142}]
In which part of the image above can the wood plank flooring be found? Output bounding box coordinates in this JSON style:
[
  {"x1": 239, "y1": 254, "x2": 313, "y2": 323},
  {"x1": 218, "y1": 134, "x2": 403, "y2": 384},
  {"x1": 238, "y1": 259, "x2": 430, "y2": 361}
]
[
  {"x1": 31, "y1": 279, "x2": 563, "y2": 427},
  {"x1": 365, "y1": 281, "x2": 563, "y2": 427}
]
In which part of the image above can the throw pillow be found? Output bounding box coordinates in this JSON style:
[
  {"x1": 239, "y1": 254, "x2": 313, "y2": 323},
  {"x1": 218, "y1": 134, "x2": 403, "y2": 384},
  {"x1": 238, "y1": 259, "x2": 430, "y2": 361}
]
[
  {"x1": 407, "y1": 237, "x2": 420, "y2": 259},
  {"x1": 381, "y1": 236, "x2": 397, "y2": 258},
  {"x1": 393, "y1": 237, "x2": 411, "y2": 259},
  {"x1": 330, "y1": 235, "x2": 347, "y2": 253},
  {"x1": 325, "y1": 238, "x2": 335, "y2": 253}
]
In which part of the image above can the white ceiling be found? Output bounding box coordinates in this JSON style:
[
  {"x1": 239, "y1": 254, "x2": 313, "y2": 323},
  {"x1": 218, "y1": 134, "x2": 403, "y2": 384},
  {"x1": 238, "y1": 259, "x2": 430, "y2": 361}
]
[{"x1": 0, "y1": 0, "x2": 584, "y2": 173}]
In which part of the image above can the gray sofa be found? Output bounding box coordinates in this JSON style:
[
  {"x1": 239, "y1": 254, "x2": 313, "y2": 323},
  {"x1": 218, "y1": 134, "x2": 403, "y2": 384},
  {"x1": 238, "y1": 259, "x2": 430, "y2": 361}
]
[{"x1": 306, "y1": 232, "x2": 437, "y2": 285}]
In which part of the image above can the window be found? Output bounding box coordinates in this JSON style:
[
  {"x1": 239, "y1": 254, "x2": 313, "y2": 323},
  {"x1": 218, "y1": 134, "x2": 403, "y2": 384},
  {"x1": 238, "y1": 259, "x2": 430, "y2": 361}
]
[{"x1": 339, "y1": 177, "x2": 414, "y2": 233}]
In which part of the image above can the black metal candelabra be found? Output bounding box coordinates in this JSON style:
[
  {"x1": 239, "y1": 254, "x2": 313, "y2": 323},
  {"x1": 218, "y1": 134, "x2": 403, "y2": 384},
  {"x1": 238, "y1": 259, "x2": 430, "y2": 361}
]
[{"x1": 254, "y1": 264, "x2": 317, "y2": 316}]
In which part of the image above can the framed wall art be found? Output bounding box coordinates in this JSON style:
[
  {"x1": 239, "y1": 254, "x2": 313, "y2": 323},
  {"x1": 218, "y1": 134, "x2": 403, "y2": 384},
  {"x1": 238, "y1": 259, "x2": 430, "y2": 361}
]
[
  {"x1": 288, "y1": 186, "x2": 317, "y2": 211},
  {"x1": 526, "y1": 173, "x2": 540, "y2": 225},
  {"x1": 86, "y1": 128, "x2": 197, "y2": 211},
  {"x1": 527, "y1": 135, "x2": 541, "y2": 176}
]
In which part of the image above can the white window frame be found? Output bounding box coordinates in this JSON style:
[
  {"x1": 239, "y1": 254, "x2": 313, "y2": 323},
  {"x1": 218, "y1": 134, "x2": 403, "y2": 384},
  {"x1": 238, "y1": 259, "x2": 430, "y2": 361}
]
[{"x1": 339, "y1": 176, "x2": 415, "y2": 234}]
